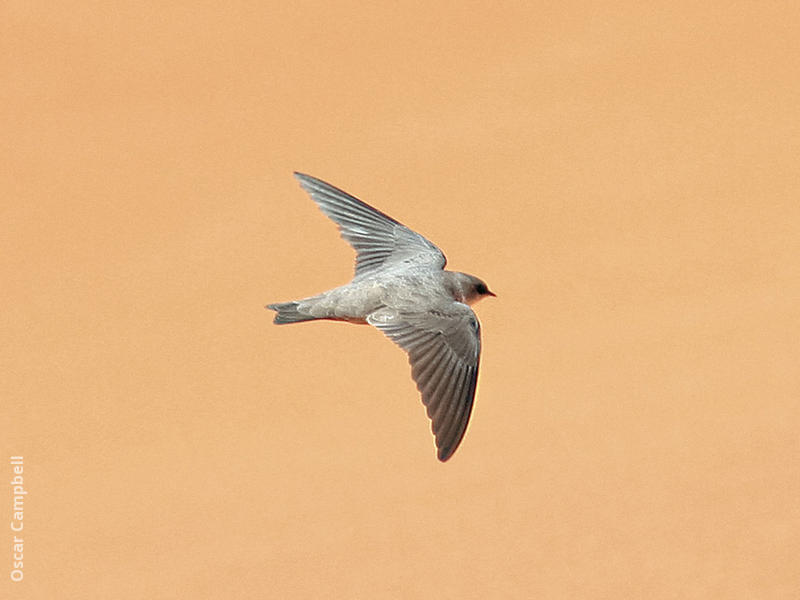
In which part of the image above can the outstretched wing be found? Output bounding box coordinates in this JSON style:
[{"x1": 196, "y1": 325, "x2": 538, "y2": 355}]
[
  {"x1": 294, "y1": 173, "x2": 446, "y2": 278},
  {"x1": 368, "y1": 304, "x2": 481, "y2": 462}
]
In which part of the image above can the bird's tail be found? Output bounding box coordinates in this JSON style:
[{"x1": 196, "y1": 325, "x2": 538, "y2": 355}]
[{"x1": 266, "y1": 301, "x2": 319, "y2": 324}]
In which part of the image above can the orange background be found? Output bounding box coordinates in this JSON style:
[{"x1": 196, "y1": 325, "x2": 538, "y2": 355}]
[{"x1": 2, "y1": 3, "x2": 799, "y2": 598}]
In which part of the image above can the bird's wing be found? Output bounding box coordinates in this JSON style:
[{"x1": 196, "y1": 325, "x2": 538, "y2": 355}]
[
  {"x1": 367, "y1": 303, "x2": 481, "y2": 462},
  {"x1": 294, "y1": 173, "x2": 446, "y2": 277}
]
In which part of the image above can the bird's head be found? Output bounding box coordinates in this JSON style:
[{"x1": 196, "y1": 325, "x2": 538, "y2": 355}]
[{"x1": 450, "y1": 272, "x2": 496, "y2": 305}]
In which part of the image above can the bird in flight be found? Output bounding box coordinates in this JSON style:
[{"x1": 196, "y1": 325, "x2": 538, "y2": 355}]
[{"x1": 267, "y1": 173, "x2": 494, "y2": 461}]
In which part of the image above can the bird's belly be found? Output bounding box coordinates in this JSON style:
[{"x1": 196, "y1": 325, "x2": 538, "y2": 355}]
[
  {"x1": 300, "y1": 271, "x2": 445, "y2": 322},
  {"x1": 301, "y1": 280, "x2": 385, "y2": 322}
]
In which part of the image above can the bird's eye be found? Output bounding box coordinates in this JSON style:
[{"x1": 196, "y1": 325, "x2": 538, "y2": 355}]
[{"x1": 475, "y1": 284, "x2": 487, "y2": 295}]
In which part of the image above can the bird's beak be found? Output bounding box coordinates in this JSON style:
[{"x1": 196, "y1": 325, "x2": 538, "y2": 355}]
[{"x1": 487, "y1": 290, "x2": 497, "y2": 297}]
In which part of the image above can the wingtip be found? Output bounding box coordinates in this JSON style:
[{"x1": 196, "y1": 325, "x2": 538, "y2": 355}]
[
  {"x1": 293, "y1": 171, "x2": 314, "y2": 184},
  {"x1": 294, "y1": 172, "x2": 328, "y2": 194},
  {"x1": 437, "y1": 445, "x2": 455, "y2": 462}
]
